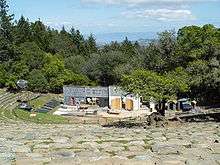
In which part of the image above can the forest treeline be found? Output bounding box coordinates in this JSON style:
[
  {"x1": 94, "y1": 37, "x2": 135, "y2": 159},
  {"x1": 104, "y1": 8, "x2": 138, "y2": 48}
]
[{"x1": 0, "y1": 0, "x2": 220, "y2": 104}]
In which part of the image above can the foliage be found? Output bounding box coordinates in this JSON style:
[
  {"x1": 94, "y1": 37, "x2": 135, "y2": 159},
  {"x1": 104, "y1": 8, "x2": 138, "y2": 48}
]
[
  {"x1": 0, "y1": 0, "x2": 15, "y2": 61},
  {"x1": 28, "y1": 70, "x2": 48, "y2": 93},
  {"x1": 64, "y1": 55, "x2": 86, "y2": 74},
  {"x1": 19, "y1": 42, "x2": 47, "y2": 70},
  {"x1": 121, "y1": 69, "x2": 189, "y2": 101},
  {"x1": 83, "y1": 51, "x2": 127, "y2": 86},
  {"x1": 0, "y1": 64, "x2": 6, "y2": 87},
  {"x1": 0, "y1": 0, "x2": 219, "y2": 105}
]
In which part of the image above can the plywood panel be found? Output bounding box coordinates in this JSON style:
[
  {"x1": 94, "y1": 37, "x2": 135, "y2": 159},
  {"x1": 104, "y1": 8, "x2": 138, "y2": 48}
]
[
  {"x1": 111, "y1": 98, "x2": 121, "y2": 110},
  {"x1": 125, "y1": 99, "x2": 133, "y2": 111}
]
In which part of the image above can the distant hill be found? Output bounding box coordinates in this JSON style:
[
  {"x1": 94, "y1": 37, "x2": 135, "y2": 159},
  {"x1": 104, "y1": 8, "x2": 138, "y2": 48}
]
[
  {"x1": 131, "y1": 38, "x2": 154, "y2": 46},
  {"x1": 94, "y1": 32, "x2": 157, "y2": 45}
]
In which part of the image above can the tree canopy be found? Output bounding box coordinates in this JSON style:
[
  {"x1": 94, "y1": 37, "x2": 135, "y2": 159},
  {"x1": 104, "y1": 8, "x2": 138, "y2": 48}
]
[{"x1": 0, "y1": 0, "x2": 220, "y2": 105}]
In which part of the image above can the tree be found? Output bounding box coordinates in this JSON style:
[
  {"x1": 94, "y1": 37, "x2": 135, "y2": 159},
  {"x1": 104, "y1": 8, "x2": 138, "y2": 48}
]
[
  {"x1": 121, "y1": 69, "x2": 189, "y2": 115},
  {"x1": 143, "y1": 42, "x2": 164, "y2": 72},
  {"x1": 19, "y1": 42, "x2": 46, "y2": 70},
  {"x1": 102, "y1": 41, "x2": 120, "y2": 52},
  {"x1": 121, "y1": 69, "x2": 189, "y2": 101},
  {"x1": 42, "y1": 54, "x2": 66, "y2": 92},
  {"x1": 176, "y1": 24, "x2": 220, "y2": 65},
  {"x1": 63, "y1": 70, "x2": 91, "y2": 86},
  {"x1": 28, "y1": 70, "x2": 48, "y2": 93},
  {"x1": 86, "y1": 34, "x2": 97, "y2": 55},
  {"x1": 0, "y1": 0, "x2": 14, "y2": 61},
  {"x1": 83, "y1": 51, "x2": 127, "y2": 86},
  {"x1": 49, "y1": 27, "x2": 77, "y2": 58},
  {"x1": 5, "y1": 74, "x2": 17, "y2": 91},
  {"x1": 14, "y1": 15, "x2": 31, "y2": 44},
  {"x1": 120, "y1": 37, "x2": 136, "y2": 58},
  {"x1": 158, "y1": 30, "x2": 177, "y2": 69},
  {"x1": 31, "y1": 20, "x2": 50, "y2": 51},
  {"x1": 0, "y1": 64, "x2": 6, "y2": 87},
  {"x1": 176, "y1": 24, "x2": 220, "y2": 104},
  {"x1": 71, "y1": 28, "x2": 84, "y2": 51},
  {"x1": 64, "y1": 55, "x2": 86, "y2": 74},
  {"x1": 43, "y1": 54, "x2": 65, "y2": 79},
  {"x1": 143, "y1": 30, "x2": 177, "y2": 72},
  {"x1": 186, "y1": 60, "x2": 220, "y2": 104},
  {"x1": 7, "y1": 61, "x2": 29, "y2": 79}
]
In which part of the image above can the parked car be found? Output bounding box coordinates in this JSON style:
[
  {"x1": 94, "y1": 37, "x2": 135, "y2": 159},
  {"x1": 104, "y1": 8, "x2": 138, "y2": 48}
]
[{"x1": 182, "y1": 102, "x2": 193, "y2": 111}]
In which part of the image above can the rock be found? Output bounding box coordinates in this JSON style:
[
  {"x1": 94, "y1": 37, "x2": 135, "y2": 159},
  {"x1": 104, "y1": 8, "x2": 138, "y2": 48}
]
[
  {"x1": 24, "y1": 133, "x2": 36, "y2": 140},
  {"x1": 51, "y1": 151, "x2": 75, "y2": 158},
  {"x1": 151, "y1": 143, "x2": 184, "y2": 155},
  {"x1": 34, "y1": 144, "x2": 50, "y2": 149},
  {"x1": 134, "y1": 155, "x2": 153, "y2": 161},
  {"x1": 128, "y1": 140, "x2": 145, "y2": 146},
  {"x1": 15, "y1": 158, "x2": 49, "y2": 165},
  {"x1": 167, "y1": 139, "x2": 192, "y2": 147},
  {"x1": 0, "y1": 159, "x2": 11, "y2": 165},
  {"x1": 128, "y1": 146, "x2": 146, "y2": 152},
  {"x1": 181, "y1": 148, "x2": 213, "y2": 159},
  {"x1": 185, "y1": 159, "x2": 220, "y2": 165},
  {"x1": 51, "y1": 137, "x2": 69, "y2": 144},
  {"x1": 104, "y1": 146, "x2": 124, "y2": 153},
  {"x1": 26, "y1": 153, "x2": 43, "y2": 159},
  {"x1": 162, "y1": 160, "x2": 185, "y2": 165},
  {"x1": 211, "y1": 143, "x2": 220, "y2": 154},
  {"x1": 12, "y1": 146, "x2": 31, "y2": 153},
  {"x1": 49, "y1": 143, "x2": 72, "y2": 149}
]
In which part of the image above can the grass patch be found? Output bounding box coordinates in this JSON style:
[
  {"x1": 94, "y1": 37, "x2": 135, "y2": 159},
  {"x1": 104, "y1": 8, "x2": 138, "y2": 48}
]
[
  {"x1": 0, "y1": 89, "x2": 6, "y2": 94},
  {"x1": 14, "y1": 109, "x2": 69, "y2": 124},
  {"x1": 96, "y1": 141, "x2": 103, "y2": 144},
  {"x1": 0, "y1": 109, "x2": 16, "y2": 121},
  {"x1": 29, "y1": 94, "x2": 58, "y2": 109},
  {"x1": 96, "y1": 139, "x2": 129, "y2": 144}
]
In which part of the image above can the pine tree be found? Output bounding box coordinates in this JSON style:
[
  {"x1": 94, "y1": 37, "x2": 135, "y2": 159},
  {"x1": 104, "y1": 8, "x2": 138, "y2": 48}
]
[
  {"x1": 121, "y1": 37, "x2": 135, "y2": 57},
  {"x1": 70, "y1": 28, "x2": 87, "y2": 56},
  {"x1": 60, "y1": 26, "x2": 69, "y2": 36},
  {"x1": 14, "y1": 15, "x2": 31, "y2": 44},
  {"x1": 31, "y1": 20, "x2": 50, "y2": 51},
  {"x1": 0, "y1": 0, "x2": 14, "y2": 61},
  {"x1": 86, "y1": 34, "x2": 97, "y2": 54}
]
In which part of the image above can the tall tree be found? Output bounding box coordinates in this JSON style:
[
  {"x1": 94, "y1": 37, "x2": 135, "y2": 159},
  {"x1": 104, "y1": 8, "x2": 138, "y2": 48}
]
[
  {"x1": 50, "y1": 27, "x2": 77, "y2": 57},
  {"x1": 31, "y1": 20, "x2": 50, "y2": 51},
  {"x1": 86, "y1": 34, "x2": 97, "y2": 55},
  {"x1": 120, "y1": 37, "x2": 136, "y2": 57},
  {"x1": 0, "y1": 0, "x2": 14, "y2": 61},
  {"x1": 14, "y1": 15, "x2": 31, "y2": 44},
  {"x1": 70, "y1": 28, "x2": 87, "y2": 56}
]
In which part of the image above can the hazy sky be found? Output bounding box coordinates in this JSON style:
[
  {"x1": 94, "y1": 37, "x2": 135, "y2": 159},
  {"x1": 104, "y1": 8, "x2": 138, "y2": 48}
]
[{"x1": 9, "y1": 0, "x2": 220, "y2": 35}]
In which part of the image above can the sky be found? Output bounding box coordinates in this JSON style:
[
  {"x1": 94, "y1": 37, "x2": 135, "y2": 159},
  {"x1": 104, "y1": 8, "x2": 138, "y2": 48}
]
[{"x1": 8, "y1": 0, "x2": 220, "y2": 42}]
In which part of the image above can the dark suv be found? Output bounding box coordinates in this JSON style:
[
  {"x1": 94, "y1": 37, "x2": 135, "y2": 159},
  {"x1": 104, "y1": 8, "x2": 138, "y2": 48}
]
[{"x1": 182, "y1": 102, "x2": 193, "y2": 111}]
